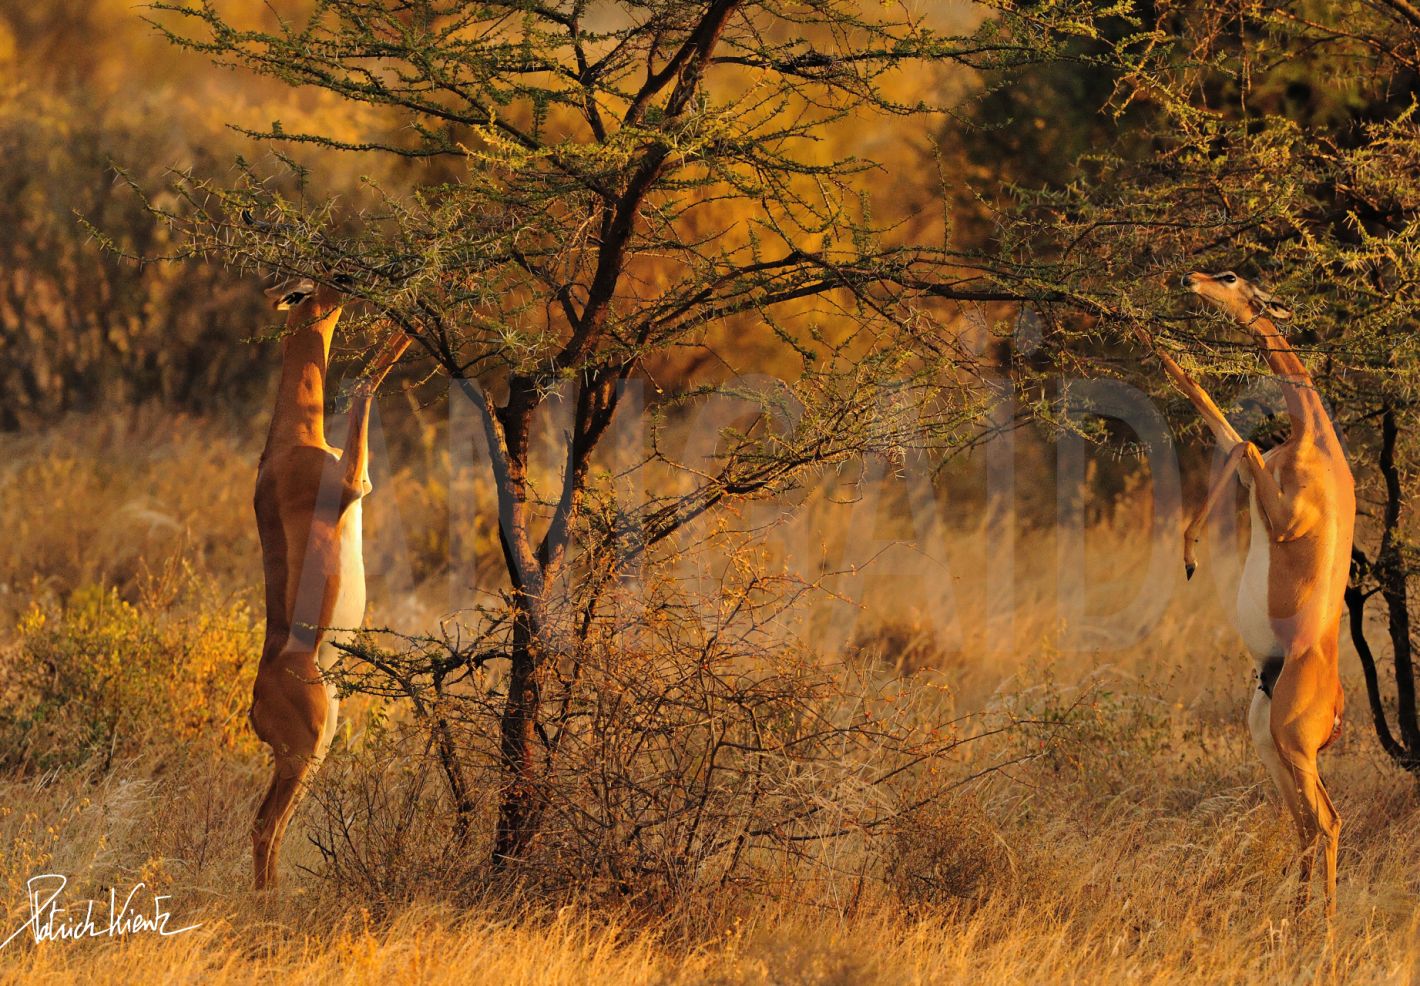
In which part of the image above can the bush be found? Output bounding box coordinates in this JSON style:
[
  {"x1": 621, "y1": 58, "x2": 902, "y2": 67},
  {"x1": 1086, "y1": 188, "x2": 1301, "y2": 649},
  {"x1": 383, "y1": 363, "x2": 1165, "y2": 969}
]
[
  {"x1": 0, "y1": 567, "x2": 259, "y2": 769},
  {"x1": 321, "y1": 565, "x2": 1028, "y2": 914},
  {"x1": 1004, "y1": 670, "x2": 1174, "y2": 795},
  {"x1": 305, "y1": 717, "x2": 495, "y2": 909},
  {"x1": 883, "y1": 792, "x2": 1019, "y2": 913}
]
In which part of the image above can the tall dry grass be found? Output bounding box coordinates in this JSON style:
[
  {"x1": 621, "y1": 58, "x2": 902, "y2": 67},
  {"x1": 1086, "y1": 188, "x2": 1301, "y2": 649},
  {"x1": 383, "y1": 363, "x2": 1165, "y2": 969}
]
[
  {"x1": 0, "y1": 755, "x2": 1414, "y2": 984},
  {"x1": 0, "y1": 409, "x2": 1416, "y2": 983}
]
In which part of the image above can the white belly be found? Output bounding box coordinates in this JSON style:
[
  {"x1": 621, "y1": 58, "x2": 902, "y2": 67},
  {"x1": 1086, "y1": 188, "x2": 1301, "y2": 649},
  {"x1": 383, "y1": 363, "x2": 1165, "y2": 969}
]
[
  {"x1": 1236, "y1": 494, "x2": 1281, "y2": 663},
  {"x1": 320, "y1": 500, "x2": 366, "y2": 670},
  {"x1": 314, "y1": 501, "x2": 364, "y2": 761}
]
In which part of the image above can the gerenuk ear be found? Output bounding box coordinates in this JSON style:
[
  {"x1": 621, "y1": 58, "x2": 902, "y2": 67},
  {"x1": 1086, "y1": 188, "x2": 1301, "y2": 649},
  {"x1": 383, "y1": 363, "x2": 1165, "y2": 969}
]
[
  {"x1": 1250, "y1": 284, "x2": 1292, "y2": 321},
  {"x1": 264, "y1": 278, "x2": 318, "y2": 311}
]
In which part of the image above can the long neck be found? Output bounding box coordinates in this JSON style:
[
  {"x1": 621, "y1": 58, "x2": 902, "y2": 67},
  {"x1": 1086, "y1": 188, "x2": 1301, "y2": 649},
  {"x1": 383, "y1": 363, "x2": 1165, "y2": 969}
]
[
  {"x1": 264, "y1": 302, "x2": 341, "y2": 451},
  {"x1": 1241, "y1": 311, "x2": 1328, "y2": 442}
]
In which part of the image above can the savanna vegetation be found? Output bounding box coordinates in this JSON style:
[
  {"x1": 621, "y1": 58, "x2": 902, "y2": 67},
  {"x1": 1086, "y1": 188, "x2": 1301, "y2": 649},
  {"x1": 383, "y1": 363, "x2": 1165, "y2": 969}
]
[{"x1": 1, "y1": 1, "x2": 1419, "y2": 982}]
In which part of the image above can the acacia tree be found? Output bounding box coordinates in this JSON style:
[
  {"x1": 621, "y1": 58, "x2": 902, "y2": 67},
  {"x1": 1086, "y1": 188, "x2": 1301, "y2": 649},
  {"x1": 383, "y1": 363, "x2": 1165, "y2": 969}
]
[
  {"x1": 967, "y1": 1, "x2": 1420, "y2": 776},
  {"x1": 145, "y1": 0, "x2": 1097, "y2": 863}
]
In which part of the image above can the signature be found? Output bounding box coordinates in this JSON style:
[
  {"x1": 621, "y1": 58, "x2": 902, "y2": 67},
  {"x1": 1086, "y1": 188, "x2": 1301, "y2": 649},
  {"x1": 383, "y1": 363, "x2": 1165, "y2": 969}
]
[{"x1": 0, "y1": 874, "x2": 202, "y2": 948}]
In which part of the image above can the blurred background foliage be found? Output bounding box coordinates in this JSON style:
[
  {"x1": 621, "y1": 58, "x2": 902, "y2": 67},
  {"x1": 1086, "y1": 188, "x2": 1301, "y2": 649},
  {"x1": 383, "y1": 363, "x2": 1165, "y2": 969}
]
[
  {"x1": 0, "y1": 0, "x2": 464, "y2": 427},
  {"x1": 1, "y1": 1, "x2": 253, "y2": 426},
  {"x1": 0, "y1": 0, "x2": 988, "y2": 429}
]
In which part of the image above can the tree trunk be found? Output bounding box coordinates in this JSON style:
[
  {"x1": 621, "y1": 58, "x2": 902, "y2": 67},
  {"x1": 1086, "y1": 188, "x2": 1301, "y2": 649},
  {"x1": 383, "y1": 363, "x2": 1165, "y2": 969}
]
[
  {"x1": 1345, "y1": 558, "x2": 1406, "y2": 764},
  {"x1": 1377, "y1": 407, "x2": 1420, "y2": 756},
  {"x1": 493, "y1": 608, "x2": 543, "y2": 865},
  {"x1": 1348, "y1": 405, "x2": 1420, "y2": 776}
]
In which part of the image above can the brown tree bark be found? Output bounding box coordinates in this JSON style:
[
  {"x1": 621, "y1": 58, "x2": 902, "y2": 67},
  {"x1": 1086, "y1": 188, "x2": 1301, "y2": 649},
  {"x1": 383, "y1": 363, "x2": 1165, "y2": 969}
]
[
  {"x1": 1346, "y1": 405, "x2": 1420, "y2": 776},
  {"x1": 493, "y1": 612, "x2": 543, "y2": 865}
]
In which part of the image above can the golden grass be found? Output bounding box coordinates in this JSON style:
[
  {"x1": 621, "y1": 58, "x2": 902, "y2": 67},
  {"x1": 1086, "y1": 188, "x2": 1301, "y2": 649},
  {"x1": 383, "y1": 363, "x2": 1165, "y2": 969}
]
[
  {"x1": 0, "y1": 773, "x2": 1415, "y2": 986},
  {"x1": 0, "y1": 410, "x2": 1417, "y2": 984}
]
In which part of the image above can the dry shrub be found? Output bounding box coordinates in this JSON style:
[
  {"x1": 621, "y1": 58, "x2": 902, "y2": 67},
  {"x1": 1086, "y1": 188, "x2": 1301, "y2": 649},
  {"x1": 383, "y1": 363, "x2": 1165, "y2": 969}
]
[
  {"x1": 303, "y1": 718, "x2": 496, "y2": 908},
  {"x1": 1004, "y1": 670, "x2": 1177, "y2": 794},
  {"x1": 0, "y1": 563, "x2": 259, "y2": 770},
  {"x1": 524, "y1": 633, "x2": 892, "y2": 903},
  {"x1": 327, "y1": 564, "x2": 1025, "y2": 915},
  {"x1": 882, "y1": 792, "x2": 1019, "y2": 913},
  {"x1": 847, "y1": 618, "x2": 959, "y2": 677}
]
